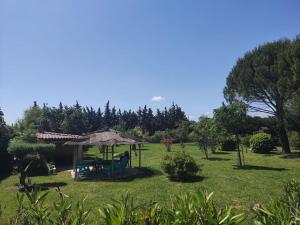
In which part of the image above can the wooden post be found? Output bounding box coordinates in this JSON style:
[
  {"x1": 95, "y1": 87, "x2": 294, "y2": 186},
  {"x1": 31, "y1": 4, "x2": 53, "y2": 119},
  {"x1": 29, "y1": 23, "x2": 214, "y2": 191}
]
[
  {"x1": 111, "y1": 145, "x2": 114, "y2": 177},
  {"x1": 139, "y1": 144, "x2": 141, "y2": 168},
  {"x1": 106, "y1": 146, "x2": 108, "y2": 160},
  {"x1": 73, "y1": 145, "x2": 77, "y2": 172},
  {"x1": 78, "y1": 145, "x2": 83, "y2": 161},
  {"x1": 129, "y1": 144, "x2": 132, "y2": 168}
]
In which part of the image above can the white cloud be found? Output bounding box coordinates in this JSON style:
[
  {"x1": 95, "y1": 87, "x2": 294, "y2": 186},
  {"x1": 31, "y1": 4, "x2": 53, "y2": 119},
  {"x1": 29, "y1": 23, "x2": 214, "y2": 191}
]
[
  {"x1": 151, "y1": 96, "x2": 165, "y2": 102},
  {"x1": 187, "y1": 115, "x2": 196, "y2": 121}
]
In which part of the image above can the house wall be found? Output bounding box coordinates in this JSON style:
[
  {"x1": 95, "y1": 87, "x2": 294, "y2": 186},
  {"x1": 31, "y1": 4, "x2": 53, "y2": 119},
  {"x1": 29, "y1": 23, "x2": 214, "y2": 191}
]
[{"x1": 53, "y1": 143, "x2": 76, "y2": 166}]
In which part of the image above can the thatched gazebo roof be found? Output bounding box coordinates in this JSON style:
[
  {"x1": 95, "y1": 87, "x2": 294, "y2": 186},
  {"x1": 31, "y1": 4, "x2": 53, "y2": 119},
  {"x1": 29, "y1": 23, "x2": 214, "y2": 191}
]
[{"x1": 65, "y1": 129, "x2": 138, "y2": 146}]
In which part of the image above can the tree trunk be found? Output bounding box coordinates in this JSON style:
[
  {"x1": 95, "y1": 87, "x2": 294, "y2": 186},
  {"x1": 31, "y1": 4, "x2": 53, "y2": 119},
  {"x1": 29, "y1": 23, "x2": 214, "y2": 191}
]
[
  {"x1": 236, "y1": 135, "x2": 243, "y2": 167},
  {"x1": 276, "y1": 106, "x2": 291, "y2": 154},
  {"x1": 204, "y1": 145, "x2": 208, "y2": 160}
]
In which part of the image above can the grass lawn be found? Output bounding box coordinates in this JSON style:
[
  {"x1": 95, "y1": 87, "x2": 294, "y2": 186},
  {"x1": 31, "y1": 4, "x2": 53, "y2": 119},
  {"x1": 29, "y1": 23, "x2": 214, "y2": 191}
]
[{"x1": 1, "y1": 143, "x2": 300, "y2": 223}]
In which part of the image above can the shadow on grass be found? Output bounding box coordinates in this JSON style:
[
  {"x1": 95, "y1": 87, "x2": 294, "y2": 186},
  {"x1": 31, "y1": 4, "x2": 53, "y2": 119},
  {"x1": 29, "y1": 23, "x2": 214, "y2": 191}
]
[
  {"x1": 19, "y1": 182, "x2": 67, "y2": 192},
  {"x1": 259, "y1": 151, "x2": 282, "y2": 157},
  {"x1": 234, "y1": 165, "x2": 286, "y2": 171},
  {"x1": 169, "y1": 175, "x2": 207, "y2": 183},
  {"x1": 212, "y1": 151, "x2": 231, "y2": 155},
  {"x1": 280, "y1": 152, "x2": 300, "y2": 159},
  {"x1": 34, "y1": 182, "x2": 67, "y2": 190},
  {"x1": 204, "y1": 157, "x2": 230, "y2": 161},
  {"x1": 78, "y1": 167, "x2": 163, "y2": 182}
]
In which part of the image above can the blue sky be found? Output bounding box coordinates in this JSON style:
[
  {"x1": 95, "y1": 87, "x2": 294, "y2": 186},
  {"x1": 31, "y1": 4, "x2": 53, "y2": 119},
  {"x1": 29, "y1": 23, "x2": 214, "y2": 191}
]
[{"x1": 0, "y1": 0, "x2": 299, "y2": 124}]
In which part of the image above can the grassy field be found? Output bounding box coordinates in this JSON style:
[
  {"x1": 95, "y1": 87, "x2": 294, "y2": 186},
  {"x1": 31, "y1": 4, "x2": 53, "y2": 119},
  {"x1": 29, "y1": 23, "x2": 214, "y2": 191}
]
[{"x1": 1, "y1": 143, "x2": 300, "y2": 222}]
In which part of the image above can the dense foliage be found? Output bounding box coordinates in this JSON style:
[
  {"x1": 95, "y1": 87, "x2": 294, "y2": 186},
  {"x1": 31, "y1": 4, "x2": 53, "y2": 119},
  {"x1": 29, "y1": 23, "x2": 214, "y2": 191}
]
[
  {"x1": 161, "y1": 151, "x2": 200, "y2": 181},
  {"x1": 250, "y1": 132, "x2": 274, "y2": 154},
  {"x1": 0, "y1": 108, "x2": 13, "y2": 174},
  {"x1": 288, "y1": 131, "x2": 300, "y2": 149},
  {"x1": 221, "y1": 138, "x2": 237, "y2": 151},
  {"x1": 13, "y1": 101, "x2": 187, "y2": 137},
  {"x1": 287, "y1": 92, "x2": 300, "y2": 134},
  {"x1": 224, "y1": 37, "x2": 300, "y2": 154}
]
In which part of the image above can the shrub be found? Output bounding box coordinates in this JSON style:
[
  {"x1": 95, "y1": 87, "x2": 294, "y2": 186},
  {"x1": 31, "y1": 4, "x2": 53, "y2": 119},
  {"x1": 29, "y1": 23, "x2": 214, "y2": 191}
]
[
  {"x1": 253, "y1": 179, "x2": 300, "y2": 224},
  {"x1": 250, "y1": 132, "x2": 274, "y2": 153},
  {"x1": 161, "y1": 151, "x2": 200, "y2": 181},
  {"x1": 288, "y1": 131, "x2": 300, "y2": 149},
  {"x1": 8, "y1": 141, "x2": 55, "y2": 160},
  {"x1": 221, "y1": 138, "x2": 237, "y2": 151},
  {"x1": 99, "y1": 190, "x2": 245, "y2": 225},
  {"x1": 167, "y1": 190, "x2": 245, "y2": 224}
]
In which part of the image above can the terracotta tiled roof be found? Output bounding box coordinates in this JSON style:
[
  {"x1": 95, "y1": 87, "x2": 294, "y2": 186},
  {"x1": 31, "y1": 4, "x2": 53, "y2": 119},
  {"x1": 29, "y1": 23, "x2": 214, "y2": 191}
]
[{"x1": 37, "y1": 132, "x2": 84, "y2": 141}]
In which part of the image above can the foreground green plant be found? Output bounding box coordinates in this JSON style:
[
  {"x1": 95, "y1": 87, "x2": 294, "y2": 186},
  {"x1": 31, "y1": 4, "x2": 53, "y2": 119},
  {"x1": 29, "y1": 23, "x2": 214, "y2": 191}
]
[
  {"x1": 2, "y1": 180, "x2": 300, "y2": 224},
  {"x1": 253, "y1": 179, "x2": 300, "y2": 225},
  {"x1": 99, "y1": 190, "x2": 245, "y2": 225},
  {"x1": 10, "y1": 187, "x2": 92, "y2": 225},
  {"x1": 166, "y1": 190, "x2": 245, "y2": 225}
]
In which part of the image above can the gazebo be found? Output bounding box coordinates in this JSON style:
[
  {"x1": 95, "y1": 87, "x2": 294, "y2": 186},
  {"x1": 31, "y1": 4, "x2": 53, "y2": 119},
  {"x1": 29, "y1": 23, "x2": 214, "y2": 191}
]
[{"x1": 65, "y1": 129, "x2": 145, "y2": 179}]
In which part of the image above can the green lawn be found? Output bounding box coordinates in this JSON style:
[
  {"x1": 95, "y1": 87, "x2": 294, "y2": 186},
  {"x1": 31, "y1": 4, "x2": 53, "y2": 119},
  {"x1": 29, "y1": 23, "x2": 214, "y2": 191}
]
[{"x1": 1, "y1": 143, "x2": 300, "y2": 223}]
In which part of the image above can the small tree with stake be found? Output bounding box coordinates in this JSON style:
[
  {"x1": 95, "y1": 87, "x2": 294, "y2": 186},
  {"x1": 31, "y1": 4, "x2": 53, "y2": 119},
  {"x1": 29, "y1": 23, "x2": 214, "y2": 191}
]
[
  {"x1": 161, "y1": 136, "x2": 175, "y2": 152},
  {"x1": 192, "y1": 116, "x2": 218, "y2": 159},
  {"x1": 214, "y1": 102, "x2": 247, "y2": 167}
]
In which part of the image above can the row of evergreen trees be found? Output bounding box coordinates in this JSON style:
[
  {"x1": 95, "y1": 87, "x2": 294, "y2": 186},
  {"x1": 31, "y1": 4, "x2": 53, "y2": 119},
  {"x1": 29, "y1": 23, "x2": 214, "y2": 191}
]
[{"x1": 15, "y1": 101, "x2": 187, "y2": 136}]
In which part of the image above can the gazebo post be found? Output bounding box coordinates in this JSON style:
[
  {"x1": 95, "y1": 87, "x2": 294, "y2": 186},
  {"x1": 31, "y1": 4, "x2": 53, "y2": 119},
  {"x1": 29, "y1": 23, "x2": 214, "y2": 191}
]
[
  {"x1": 129, "y1": 144, "x2": 132, "y2": 168},
  {"x1": 111, "y1": 145, "x2": 114, "y2": 177},
  {"x1": 73, "y1": 145, "x2": 78, "y2": 172},
  {"x1": 78, "y1": 145, "x2": 83, "y2": 161},
  {"x1": 139, "y1": 144, "x2": 141, "y2": 168},
  {"x1": 102, "y1": 145, "x2": 105, "y2": 159},
  {"x1": 106, "y1": 146, "x2": 108, "y2": 160}
]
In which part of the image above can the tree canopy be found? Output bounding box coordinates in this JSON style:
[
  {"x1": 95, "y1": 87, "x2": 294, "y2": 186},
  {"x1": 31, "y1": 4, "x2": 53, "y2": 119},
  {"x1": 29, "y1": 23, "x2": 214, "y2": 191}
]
[
  {"x1": 224, "y1": 37, "x2": 300, "y2": 153},
  {"x1": 14, "y1": 101, "x2": 188, "y2": 137}
]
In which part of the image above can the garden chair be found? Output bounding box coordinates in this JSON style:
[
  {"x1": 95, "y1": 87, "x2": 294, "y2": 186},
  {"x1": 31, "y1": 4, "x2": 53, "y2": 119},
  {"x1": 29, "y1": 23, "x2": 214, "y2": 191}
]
[
  {"x1": 76, "y1": 161, "x2": 91, "y2": 179},
  {"x1": 102, "y1": 157, "x2": 129, "y2": 178},
  {"x1": 47, "y1": 162, "x2": 56, "y2": 175}
]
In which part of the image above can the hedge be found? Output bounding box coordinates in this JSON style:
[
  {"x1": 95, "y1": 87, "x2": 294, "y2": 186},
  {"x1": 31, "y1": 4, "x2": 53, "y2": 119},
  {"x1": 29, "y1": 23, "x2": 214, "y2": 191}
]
[{"x1": 8, "y1": 141, "x2": 55, "y2": 159}]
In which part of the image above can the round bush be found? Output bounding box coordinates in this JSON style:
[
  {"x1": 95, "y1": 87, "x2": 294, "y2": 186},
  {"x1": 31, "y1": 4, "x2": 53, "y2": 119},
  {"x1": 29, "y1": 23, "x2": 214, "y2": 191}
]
[
  {"x1": 161, "y1": 151, "x2": 200, "y2": 181},
  {"x1": 221, "y1": 139, "x2": 237, "y2": 151},
  {"x1": 250, "y1": 132, "x2": 274, "y2": 153}
]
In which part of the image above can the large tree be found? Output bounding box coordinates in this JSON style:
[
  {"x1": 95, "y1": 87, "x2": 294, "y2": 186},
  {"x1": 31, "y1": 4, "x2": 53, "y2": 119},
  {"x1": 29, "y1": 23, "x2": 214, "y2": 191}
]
[{"x1": 224, "y1": 37, "x2": 300, "y2": 154}]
